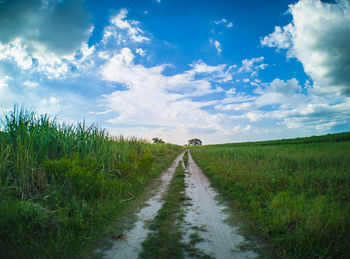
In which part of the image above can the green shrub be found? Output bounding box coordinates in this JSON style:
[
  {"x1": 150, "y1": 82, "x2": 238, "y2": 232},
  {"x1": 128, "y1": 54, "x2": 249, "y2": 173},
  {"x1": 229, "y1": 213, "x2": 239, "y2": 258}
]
[
  {"x1": 0, "y1": 199, "x2": 50, "y2": 257},
  {"x1": 137, "y1": 151, "x2": 155, "y2": 173}
]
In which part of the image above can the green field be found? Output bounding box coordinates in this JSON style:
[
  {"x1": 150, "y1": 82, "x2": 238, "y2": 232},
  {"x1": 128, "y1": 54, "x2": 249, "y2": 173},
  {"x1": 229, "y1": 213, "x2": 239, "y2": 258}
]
[
  {"x1": 0, "y1": 107, "x2": 182, "y2": 258},
  {"x1": 1, "y1": 106, "x2": 349, "y2": 258},
  {"x1": 190, "y1": 134, "x2": 350, "y2": 258}
]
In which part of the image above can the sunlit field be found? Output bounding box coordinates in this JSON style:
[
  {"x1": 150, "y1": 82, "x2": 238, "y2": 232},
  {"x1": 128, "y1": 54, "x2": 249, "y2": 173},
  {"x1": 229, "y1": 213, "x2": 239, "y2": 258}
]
[
  {"x1": 191, "y1": 134, "x2": 350, "y2": 258},
  {"x1": 0, "y1": 107, "x2": 182, "y2": 258}
]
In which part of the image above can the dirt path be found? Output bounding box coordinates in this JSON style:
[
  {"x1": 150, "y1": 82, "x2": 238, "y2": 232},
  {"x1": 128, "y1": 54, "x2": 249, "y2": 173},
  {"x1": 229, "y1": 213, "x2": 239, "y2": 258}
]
[
  {"x1": 101, "y1": 152, "x2": 185, "y2": 259},
  {"x1": 100, "y1": 150, "x2": 258, "y2": 258},
  {"x1": 182, "y1": 151, "x2": 258, "y2": 259}
]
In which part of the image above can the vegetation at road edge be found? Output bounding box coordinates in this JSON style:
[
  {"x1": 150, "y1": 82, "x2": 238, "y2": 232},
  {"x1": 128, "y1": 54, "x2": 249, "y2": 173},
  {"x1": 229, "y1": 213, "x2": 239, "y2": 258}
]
[
  {"x1": 190, "y1": 133, "x2": 350, "y2": 258},
  {"x1": 0, "y1": 106, "x2": 182, "y2": 258}
]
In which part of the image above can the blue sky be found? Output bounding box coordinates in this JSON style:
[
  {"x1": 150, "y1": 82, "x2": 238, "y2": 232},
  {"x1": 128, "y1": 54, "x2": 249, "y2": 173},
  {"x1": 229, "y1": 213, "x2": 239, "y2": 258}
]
[{"x1": 0, "y1": 0, "x2": 349, "y2": 144}]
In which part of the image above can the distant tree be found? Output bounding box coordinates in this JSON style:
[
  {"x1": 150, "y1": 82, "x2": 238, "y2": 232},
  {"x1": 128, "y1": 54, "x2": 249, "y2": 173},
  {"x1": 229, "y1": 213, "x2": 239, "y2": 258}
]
[
  {"x1": 188, "y1": 138, "x2": 202, "y2": 146},
  {"x1": 152, "y1": 137, "x2": 165, "y2": 143}
]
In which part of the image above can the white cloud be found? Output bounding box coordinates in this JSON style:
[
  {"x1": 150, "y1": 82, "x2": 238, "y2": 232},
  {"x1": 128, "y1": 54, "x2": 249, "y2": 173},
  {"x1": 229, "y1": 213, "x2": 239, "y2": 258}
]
[
  {"x1": 245, "y1": 124, "x2": 252, "y2": 131},
  {"x1": 0, "y1": 17, "x2": 95, "y2": 78},
  {"x1": 214, "y1": 18, "x2": 227, "y2": 25},
  {"x1": 23, "y1": 81, "x2": 38, "y2": 88},
  {"x1": 233, "y1": 125, "x2": 241, "y2": 132},
  {"x1": 100, "y1": 48, "x2": 233, "y2": 135},
  {"x1": 219, "y1": 78, "x2": 304, "y2": 112},
  {"x1": 214, "y1": 18, "x2": 233, "y2": 28},
  {"x1": 136, "y1": 48, "x2": 146, "y2": 56},
  {"x1": 261, "y1": 0, "x2": 350, "y2": 96},
  {"x1": 0, "y1": 0, "x2": 92, "y2": 56},
  {"x1": 103, "y1": 9, "x2": 150, "y2": 44},
  {"x1": 0, "y1": 40, "x2": 33, "y2": 70},
  {"x1": 233, "y1": 124, "x2": 251, "y2": 133},
  {"x1": 98, "y1": 51, "x2": 110, "y2": 60},
  {"x1": 238, "y1": 56, "x2": 267, "y2": 75},
  {"x1": 79, "y1": 43, "x2": 95, "y2": 62},
  {"x1": 210, "y1": 39, "x2": 222, "y2": 54},
  {"x1": 189, "y1": 61, "x2": 226, "y2": 74},
  {"x1": 226, "y1": 88, "x2": 236, "y2": 96},
  {"x1": 216, "y1": 102, "x2": 253, "y2": 111},
  {"x1": 270, "y1": 99, "x2": 350, "y2": 130},
  {"x1": 219, "y1": 76, "x2": 350, "y2": 133},
  {"x1": 221, "y1": 94, "x2": 255, "y2": 104},
  {"x1": 261, "y1": 25, "x2": 293, "y2": 49},
  {"x1": 0, "y1": 0, "x2": 92, "y2": 77},
  {"x1": 0, "y1": 78, "x2": 8, "y2": 88},
  {"x1": 214, "y1": 40, "x2": 222, "y2": 54}
]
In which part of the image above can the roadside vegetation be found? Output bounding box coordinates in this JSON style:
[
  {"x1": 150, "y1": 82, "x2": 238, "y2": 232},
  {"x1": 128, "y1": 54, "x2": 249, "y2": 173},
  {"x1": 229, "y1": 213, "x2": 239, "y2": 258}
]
[
  {"x1": 0, "y1": 106, "x2": 182, "y2": 258},
  {"x1": 190, "y1": 133, "x2": 350, "y2": 258}
]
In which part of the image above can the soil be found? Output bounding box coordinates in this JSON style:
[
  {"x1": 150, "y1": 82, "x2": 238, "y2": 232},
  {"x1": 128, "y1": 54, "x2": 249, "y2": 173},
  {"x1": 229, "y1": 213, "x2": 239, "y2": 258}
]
[{"x1": 182, "y1": 151, "x2": 257, "y2": 258}]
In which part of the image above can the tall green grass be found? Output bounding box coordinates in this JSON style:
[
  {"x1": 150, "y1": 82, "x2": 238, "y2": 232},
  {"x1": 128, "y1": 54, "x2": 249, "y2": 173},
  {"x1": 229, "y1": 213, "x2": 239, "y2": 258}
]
[
  {"x1": 191, "y1": 140, "x2": 350, "y2": 258},
  {"x1": 0, "y1": 106, "x2": 182, "y2": 258}
]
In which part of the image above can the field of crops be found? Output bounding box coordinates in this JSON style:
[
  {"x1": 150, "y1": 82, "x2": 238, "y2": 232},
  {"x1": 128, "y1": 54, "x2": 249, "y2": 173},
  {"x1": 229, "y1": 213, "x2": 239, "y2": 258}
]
[
  {"x1": 191, "y1": 135, "x2": 350, "y2": 258},
  {"x1": 0, "y1": 107, "x2": 182, "y2": 258}
]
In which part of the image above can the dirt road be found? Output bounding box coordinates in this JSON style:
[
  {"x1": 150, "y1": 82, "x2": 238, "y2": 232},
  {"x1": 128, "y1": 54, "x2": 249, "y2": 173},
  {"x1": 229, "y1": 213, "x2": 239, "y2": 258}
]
[
  {"x1": 100, "y1": 150, "x2": 258, "y2": 258},
  {"x1": 182, "y1": 151, "x2": 257, "y2": 258},
  {"x1": 101, "y1": 152, "x2": 185, "y2": 258}
]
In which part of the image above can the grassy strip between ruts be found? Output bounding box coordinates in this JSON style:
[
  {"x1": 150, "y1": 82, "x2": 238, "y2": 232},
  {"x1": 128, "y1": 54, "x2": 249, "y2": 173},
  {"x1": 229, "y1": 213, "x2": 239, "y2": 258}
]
[
  {"x1": 0, "y1": 106, "x2": 182, "y2": 258},
  {"x1": 141, "y1": 159, "x2": 187, "y2": 259},
  {"x1": 183, "y1": 149, "x2": 189, "y2": 168},
  {"x1": 190, "y1": 138, "x2": 350, "y2": 258}
]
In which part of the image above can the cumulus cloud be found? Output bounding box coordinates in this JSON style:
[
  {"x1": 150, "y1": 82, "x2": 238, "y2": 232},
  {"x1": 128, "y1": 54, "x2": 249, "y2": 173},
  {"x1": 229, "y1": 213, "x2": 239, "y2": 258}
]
[
  {"x1": 261, "y1": 0, "x2": 350, "y2": 96},
  {"x1": 0, "y1": 0, "x2": 91, "y2": 56},
  {"x1": 0, "y1": 0, "x2": 93, "y2": 78},
  {"x1": 218, "y1": 78, "x2": 304, "y2": 112},
  {"x1": 261, "y1": 24, "x2": 293, "y2": 49},
  {"x1": 218, "y1": 76, "x2": 350, "y2": 133},
  {"x1": 275, "y1": 100, "x2": 350, "y2": 130},
  {"x1": 100, "y1": 48, "x2": 232, "y2": 133}
]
